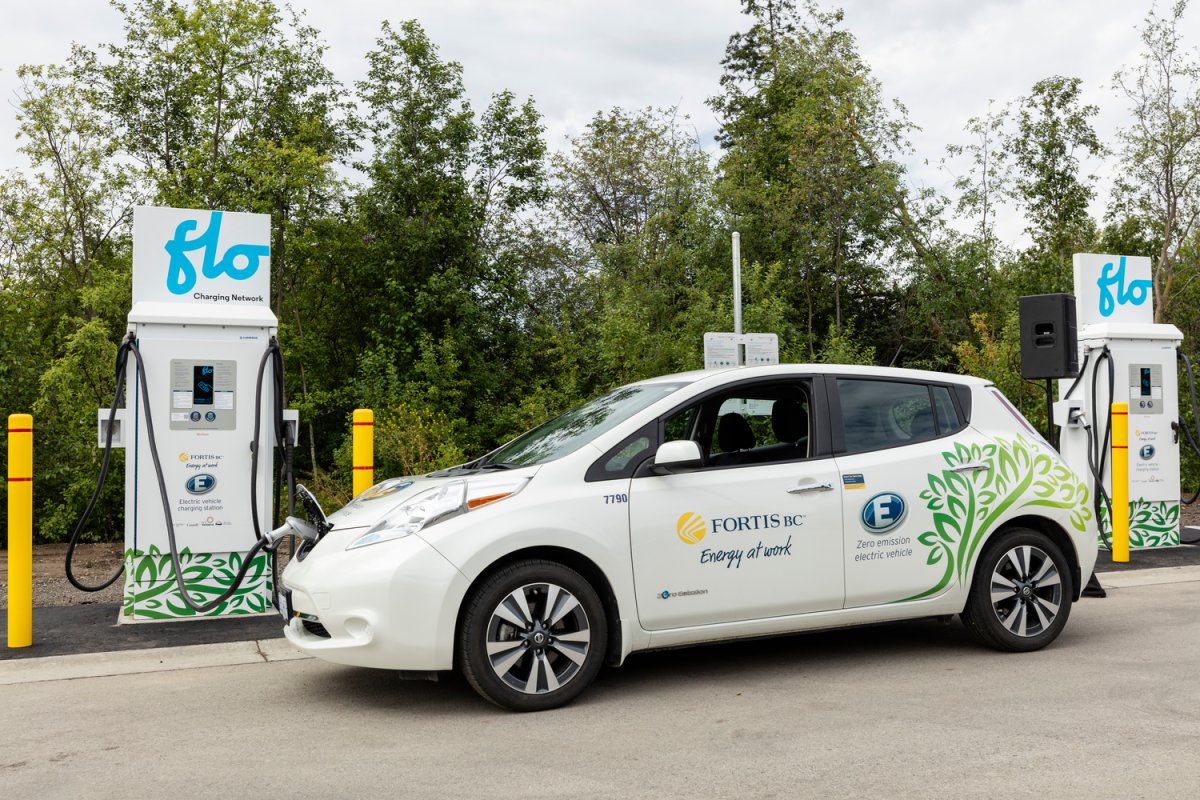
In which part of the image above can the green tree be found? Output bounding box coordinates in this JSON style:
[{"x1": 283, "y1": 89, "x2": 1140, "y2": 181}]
[
  {"x1": 0, "y1": 57, "x2": 139, "y2": 543},
  {"x1": 1112, "y1": 0, "x2": 1200, "y2": 323},
  {"x1": 343, "y1": 19, "x2": 553, "y2": 459},
  {"x1": 942, "y1": 101, "x2": 1012, "y2": 273},
  {"x1": 711, "y1": 0, "x2": 910, "y2": 359},
  {"x1": 551, "y1": 107, "x2": 732, "y2": 384},
  {"x1": 1002, "y1": 76, "x2": 1101, "y2": 296}
]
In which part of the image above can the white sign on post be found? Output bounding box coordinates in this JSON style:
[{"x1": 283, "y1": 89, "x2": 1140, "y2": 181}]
[
  {"x1": 704, "y1": 332, "x2": 779, "y2": 369},
  {"x1": 1073, "y1": 252, "x2": 1153, "y2": 327},
  {"x1": 743, "y1": 334, "x2": 779, "y2": 366},
  {"x1": 704, "y1": 333, "x2": 741, "y2": 368},
  {"x1": 133, "y1": 206, "x2": 271, "y2": 307}
]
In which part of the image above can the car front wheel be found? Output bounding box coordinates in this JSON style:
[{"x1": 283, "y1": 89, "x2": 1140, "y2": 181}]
[
  {"x1": 459, "y1": 560, "x2": 607, "y2": 711},
  {"x1": 961, "y1": 528, "x2": 1074, "y2": 652}
]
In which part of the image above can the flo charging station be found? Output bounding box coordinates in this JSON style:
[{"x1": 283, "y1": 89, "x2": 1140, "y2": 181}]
[
  {"x1": 1028, "y1": 253, "x2": 1186, "y2": 552},
  {"x1": 87, "y1": 206, "x2": 297, "y2": 620}
]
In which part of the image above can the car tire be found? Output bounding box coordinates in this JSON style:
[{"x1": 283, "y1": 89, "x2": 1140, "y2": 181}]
[
  {"x1": 459, "y1": 559, "x2": 607, "y2": 711},
  {"x1": 960, "y1": 527, "x2": 1074, "y2": 652}
]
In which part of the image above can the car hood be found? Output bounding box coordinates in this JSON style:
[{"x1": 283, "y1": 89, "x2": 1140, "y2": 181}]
[{"x1": 324, "y1": 467, "x2": 541, "y2": 532}]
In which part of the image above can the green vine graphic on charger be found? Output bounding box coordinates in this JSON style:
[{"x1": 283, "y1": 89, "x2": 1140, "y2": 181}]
[
  {"x1": 122, "y1": 545, "x2": 272, "y2": 619},
  {"x1": 905, "y1": 436, "x2": 1091, "y2": 602},
  {"x1": 1098, "y1": 500, "x2": 1179, "y2": 548}
]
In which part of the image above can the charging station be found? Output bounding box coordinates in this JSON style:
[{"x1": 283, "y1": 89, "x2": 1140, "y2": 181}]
[
  {"x1": 1054, "y1": 253, "x2": 1183, "y2": 549},
  {"x1": 97, "y1": 207, "x2": 297, "y2": 619}
]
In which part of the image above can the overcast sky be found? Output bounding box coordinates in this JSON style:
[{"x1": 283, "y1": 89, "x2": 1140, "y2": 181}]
[{"x1": 1, "y1": 0, "x2": 1192, "y2": 244}]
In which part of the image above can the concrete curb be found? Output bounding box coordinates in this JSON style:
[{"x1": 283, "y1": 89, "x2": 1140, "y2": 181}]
[
  {"x1": 1094, "y1": 564, "x2": 1200, "y2": 588},
  {"x1": 0, "y1": 638, "x2": 311, "y2": 686}
]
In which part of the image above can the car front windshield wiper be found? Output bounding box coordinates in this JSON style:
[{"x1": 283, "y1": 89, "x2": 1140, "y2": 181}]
[{"x1": 476, "y1": 461, "x2": 520, "y2": 470}]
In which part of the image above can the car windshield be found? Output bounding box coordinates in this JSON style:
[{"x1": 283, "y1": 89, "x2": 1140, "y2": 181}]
[{"x1": 482, "y1": 382, "x2": 688, "y2": 467}]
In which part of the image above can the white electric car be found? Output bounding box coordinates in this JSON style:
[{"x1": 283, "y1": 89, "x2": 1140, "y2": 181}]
[{"x1": 281, "y1": 365, "x2": 1098, "y2": 711}]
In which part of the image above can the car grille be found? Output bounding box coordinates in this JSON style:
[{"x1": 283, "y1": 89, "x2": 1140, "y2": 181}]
[{"x1": 302, "y1": 618, "x2": 331, "y2": 639}]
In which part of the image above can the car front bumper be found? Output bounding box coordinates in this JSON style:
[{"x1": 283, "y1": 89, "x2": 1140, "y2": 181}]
[{"x1": 282, "y1": 530, "x2": 470, "y2": 671}]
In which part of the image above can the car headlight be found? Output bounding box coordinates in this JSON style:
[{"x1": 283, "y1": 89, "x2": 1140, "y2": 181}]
[{"x1": 346, "y1": 477, "x2": 529, "y2": 550}]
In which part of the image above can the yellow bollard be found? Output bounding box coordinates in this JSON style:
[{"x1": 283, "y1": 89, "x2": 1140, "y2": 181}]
[
  {"x1": 1111, "y1": 402, "x2": 1130, "y2": 563},
  {"x1": 7, "y1": 414, "x2": 33, "y2": 648},
  {"x1": 352, "y1": 409, "x2": 374, "y2": 498}
]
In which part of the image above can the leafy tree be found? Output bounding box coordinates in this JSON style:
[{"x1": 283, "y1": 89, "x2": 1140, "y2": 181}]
[
  {"x1": 0, "y1": 56, "x2": 139, "y2": 543},
  {"x1": 1006, "y1": 76, "x2": 1101, "y2": 290},
  {"x1": 711, "y1": 0, "x2": 911, "y2": 359},
  {"x1": 551, "y1": 107, "x2": 730, "y2": 384},
  {"x1": 343, "y1": 19, "x2": 553, "y2": 460},
  {"x1": 942, "y1": 101, "x2": 1012, "y2": 273},
  {"x1": 1112, "y1": 0, "x2": 1200, "y2": 323}
]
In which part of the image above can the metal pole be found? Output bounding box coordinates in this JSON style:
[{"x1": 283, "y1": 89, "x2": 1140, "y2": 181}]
[{"x1": 732, "y1": 232, "x2": 742, "y2": 336}]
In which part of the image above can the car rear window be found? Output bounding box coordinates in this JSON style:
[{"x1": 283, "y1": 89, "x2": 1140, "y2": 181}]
[{"x1": 836, "y1": 378, "x2": 963, "y2": 454}]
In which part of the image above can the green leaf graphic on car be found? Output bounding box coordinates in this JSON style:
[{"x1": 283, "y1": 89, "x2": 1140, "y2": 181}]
[{"x1": 905, "y1": 436, "x2": 1091, "y2": 602}]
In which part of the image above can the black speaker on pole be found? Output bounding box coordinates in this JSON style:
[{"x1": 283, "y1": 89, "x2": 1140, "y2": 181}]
[{"x1": 1019, "y1": 294, "x2": 1079, "y2": 379}]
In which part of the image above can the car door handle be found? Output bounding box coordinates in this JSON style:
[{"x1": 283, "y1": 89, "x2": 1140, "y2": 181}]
[
  {"x1": 951, "y1": 462, "x2": 991, "y2": 473},
  {"x1": 787, "y1": 482, "x2": 834, "y2": 494}
]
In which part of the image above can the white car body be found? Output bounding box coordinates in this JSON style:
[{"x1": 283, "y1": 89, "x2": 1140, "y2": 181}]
[{"x1": 282, "y1": 365, "x2": 1098, "y2": 707}]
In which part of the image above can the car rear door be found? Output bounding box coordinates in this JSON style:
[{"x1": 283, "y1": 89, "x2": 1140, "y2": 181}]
[{"x1": 831, "y1": 377, "x2": 991, "y2": 608}]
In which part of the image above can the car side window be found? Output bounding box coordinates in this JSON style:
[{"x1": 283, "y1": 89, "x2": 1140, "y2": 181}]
[
  {"x1": 837, "y1": 378, "x2": 944, "y2": 454},
  {"x1": 663, "y1": 382, "x2": 811, "y2": 468},
  {"x1": 932, "y1": 385, "x2": 962, "y2": 434}
]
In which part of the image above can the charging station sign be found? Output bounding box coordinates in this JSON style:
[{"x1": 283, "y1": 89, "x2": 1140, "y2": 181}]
[
  {"x1": 1073, "y1": 253, "x2": 1153, "y2": 327},
  {"x1": 133, "y1": 206, "x2": 271, "y2": 306}
]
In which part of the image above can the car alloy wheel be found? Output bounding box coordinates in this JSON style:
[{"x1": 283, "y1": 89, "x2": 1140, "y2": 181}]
[
  {"x1": 460, "y1": 560, "x2": 607, "y2": 711},
  {"x1": 961, "y1": 527, "x2": 1073, "y2": 652},
  {"x1": 988, "y1": 544, "x2": 1063, "y2": 637},
  {"x1": 485, "y1": 582, "x2": 592, "y2": 694}
]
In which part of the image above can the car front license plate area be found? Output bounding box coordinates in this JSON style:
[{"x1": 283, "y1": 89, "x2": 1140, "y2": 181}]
[{"x1": 276, "y1": 587, "x2": 293, "y2": 622}]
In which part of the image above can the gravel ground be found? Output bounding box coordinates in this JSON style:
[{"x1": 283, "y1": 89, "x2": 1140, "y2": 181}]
[{"x1": 0, "y1": 544, "x2": 126, "y2": 609}]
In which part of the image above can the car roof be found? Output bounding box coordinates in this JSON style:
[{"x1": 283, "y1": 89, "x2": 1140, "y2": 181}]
[{"x1": 633, "y1": 364, "x2": 990, "y2": 389}]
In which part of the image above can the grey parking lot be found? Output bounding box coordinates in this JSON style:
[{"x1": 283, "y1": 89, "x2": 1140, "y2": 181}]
[{"x1": 3, "y1": 571, "x2": 1199, "y2": 799}]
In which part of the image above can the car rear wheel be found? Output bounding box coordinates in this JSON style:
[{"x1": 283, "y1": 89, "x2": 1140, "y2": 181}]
[
  {"x1": 459, "y1": 560, "x2": 607, "y2": 711},
  {"x1": 961, "y1": 528, "x2": 1073, "y2": 652}
]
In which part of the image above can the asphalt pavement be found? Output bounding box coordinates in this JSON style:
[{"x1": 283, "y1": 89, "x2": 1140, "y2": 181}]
[
  {"x1": 3, "y1": 575, "x2": 1200, "y2": 799},
  {"x1": 3, "y1": 541, "x2": 1200, "y2": 662}
]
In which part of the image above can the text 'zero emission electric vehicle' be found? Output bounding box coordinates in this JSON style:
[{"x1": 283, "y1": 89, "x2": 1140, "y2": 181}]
[{"x1": 279, "y1": 365, "x2": 1099, "y2": 711}]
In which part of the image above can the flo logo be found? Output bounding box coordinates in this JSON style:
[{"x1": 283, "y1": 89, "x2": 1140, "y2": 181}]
[
  {"x1": 164, "y1": 211, "x2": 270, "y2": 295},
  {"x1": 1097, "y1": 256, "x2": 1152, "y2": 318},
  {"x1": 861, "y1": 492, "x2": 907, "y2": 533},
  {"x1": 676, "y1": 512, "x2": 706, "y2": 544}
]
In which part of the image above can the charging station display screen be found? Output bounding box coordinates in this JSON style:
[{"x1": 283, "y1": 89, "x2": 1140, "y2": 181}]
[
  {"x1": 1140, "y1": 367, "x2": 1152, "y2": 397},
  {"x1": 193, "y1": 365, "x2": 215, "y2": 405}
]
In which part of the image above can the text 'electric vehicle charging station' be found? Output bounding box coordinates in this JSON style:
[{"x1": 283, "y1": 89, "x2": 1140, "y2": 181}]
[
  {"x1": 1046, "y1": 253, "x2": 1188, "y2": 551},
  {"x1": 69, "y1": 206, "x2": 305, "y2": 620}
]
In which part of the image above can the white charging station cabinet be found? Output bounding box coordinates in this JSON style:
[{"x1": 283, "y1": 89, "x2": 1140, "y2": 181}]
[
  {"x1": 104, "y1": 207, "x2": 296, "y2": 620},
  {"x1": 1056, "y1": 254, "x2": 1183, "y2": 548}
]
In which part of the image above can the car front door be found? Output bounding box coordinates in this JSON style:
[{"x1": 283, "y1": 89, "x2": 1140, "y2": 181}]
[{"x1": 628, "y1": 377, "x2": 845, "y2": 631}]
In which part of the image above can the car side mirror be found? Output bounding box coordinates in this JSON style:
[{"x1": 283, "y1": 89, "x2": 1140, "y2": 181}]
[{"x1": 650, "y1": 440, "x2": 704, "y2": 475}]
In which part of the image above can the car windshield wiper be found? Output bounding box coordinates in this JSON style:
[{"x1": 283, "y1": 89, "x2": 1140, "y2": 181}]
[{"x1": 477, "y1": 461, "x2": 521, "y2": 470}]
